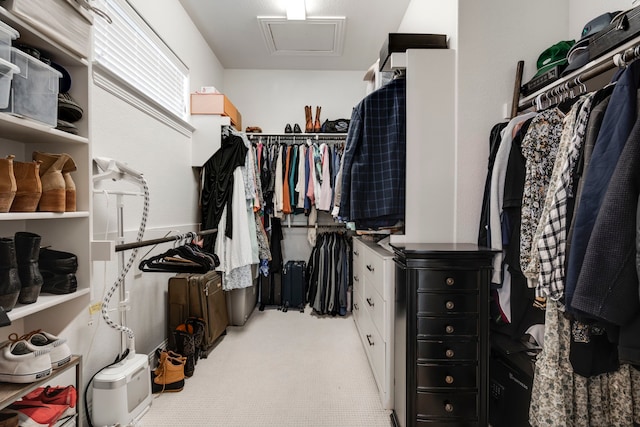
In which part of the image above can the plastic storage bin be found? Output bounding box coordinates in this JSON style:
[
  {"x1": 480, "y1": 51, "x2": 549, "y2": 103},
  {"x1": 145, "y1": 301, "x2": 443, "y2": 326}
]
[
  {"x1": 225, "y1": 282, "x2": 258, "y2": 326},
  {"x1": 0, "y1": 57, "x2": 19, "y2": 109},
  {"x1": 0, "y1": 20, "x2": 19, "y2": 63},
  {"x1": 1, "y1": 47, "x2": 62, "y2": 127}
]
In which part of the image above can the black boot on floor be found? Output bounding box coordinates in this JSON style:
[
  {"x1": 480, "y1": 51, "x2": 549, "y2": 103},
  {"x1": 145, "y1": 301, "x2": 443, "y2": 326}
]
[
  {"x1": 185, "y1": 317, "x2": 206, "y2": 363},
  {"x1": 14, "y1": 232, "x2": 43, "y2": 304},
  {"x1": 172, "y1": 328, "x2": 196, "y2": 377},
  {"x1": 0, "y1": 238, "x2": 21, "y2": 311}
]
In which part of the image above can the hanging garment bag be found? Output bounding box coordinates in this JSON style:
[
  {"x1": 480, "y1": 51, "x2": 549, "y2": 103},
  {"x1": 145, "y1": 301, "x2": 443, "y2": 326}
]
[
  {"x1": 282, "y1": 260, "x2": 307, "y2": 313},
  {"x1": 168, "y1": 271, "x2": 228, "y2": 355}
]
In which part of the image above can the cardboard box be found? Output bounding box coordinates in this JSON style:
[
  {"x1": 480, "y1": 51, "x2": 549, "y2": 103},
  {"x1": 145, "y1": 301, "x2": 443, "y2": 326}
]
[{"x1": 190, "y1": 93, "x2": 242, "y2": 130}]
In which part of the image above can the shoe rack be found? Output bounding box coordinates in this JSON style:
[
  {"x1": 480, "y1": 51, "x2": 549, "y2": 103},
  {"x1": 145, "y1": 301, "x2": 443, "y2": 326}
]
[
  {"x1": 0, "y1": 7, "x2": 91, "y2": 328},
  {"x1": 0, "y1": 355, "x2": 82, "y2": 425}
]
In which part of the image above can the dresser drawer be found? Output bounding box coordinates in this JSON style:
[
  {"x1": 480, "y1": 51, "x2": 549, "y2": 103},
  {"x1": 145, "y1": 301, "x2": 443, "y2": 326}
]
[
  {"x1": 352, "y1": 241, "x2": 363, "y2": 275},
  {"x1": 417, "y1": 269, "x2": 480, "y2": 292},
  {"x1": 362, "y1": 250, "x2": 387, "y2": 297},
  {"x1": 417, "y1": 364, "x2": 477, "y2": 389},
  {"x1": 358, "y1": 310, "x2": 385, "y2": 391},
  {"x1": 417, "y1": 340, "x2": 478, "y2": 362},
  {"x1": 416, "y1": 391, "x2": 478, "y2": 420},
  {"x1": 364, "y1": 282, "x2": 385, "y2": 336},
  {"x1": 417, "y1": 292, "x2": 478, "y2": 315},
  {"x1": 417, "y1": 316, "x2": 478, "y2": 338}
]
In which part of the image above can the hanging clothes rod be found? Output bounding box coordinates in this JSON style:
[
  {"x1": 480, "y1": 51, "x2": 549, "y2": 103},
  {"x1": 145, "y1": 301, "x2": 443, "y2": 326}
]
[
  {"x1": 518, "y1": 41, "x2": 640, "y2": 112},
  {"x1": 283, "y1": 223, "x2": 346, "y2": 229},
  {"x1": 115, "y1": 228, "x2": 218, "y2": 252},
  {"x1": 247, "y1": 133, "x2": 347, "y2": 140}
]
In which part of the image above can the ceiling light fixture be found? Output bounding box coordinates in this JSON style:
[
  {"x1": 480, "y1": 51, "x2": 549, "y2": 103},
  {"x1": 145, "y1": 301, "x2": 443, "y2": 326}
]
[{"x1": 286, "y1": 0, "x2": 306, "y2": 20}]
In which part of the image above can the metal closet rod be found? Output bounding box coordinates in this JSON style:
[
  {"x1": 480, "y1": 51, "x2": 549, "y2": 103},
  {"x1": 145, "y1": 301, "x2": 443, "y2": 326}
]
[
  {"x1": 247, "y1": 133, "x2": 347, "y2": 140},
  {"x1": 283, "y1": 223, "x2": 346, "y2": 229},
  {"x1": 518, "y1": 43, "x2": 640, "y2": 111},
  {"x1": 115, "y1": 228, "x2": 218, "y2": 252}
]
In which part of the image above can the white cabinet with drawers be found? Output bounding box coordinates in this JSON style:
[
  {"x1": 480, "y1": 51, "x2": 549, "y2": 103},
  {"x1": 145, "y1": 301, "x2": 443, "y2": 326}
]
[{"x1": 352, "y1": 237, "x2": 395, "y2": 409}]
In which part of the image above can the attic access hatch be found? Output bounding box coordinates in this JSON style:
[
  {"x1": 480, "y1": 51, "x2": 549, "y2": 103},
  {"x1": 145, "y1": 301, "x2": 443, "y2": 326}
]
[{"x1": 258, "y1": 17, "x2": 346, "y2": 56}]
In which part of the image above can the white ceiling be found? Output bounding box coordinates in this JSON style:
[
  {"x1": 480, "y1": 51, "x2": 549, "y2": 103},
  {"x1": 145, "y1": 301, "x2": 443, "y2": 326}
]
[{"x1": 179, "y1": 0, "x2": 412, "y2": 71}]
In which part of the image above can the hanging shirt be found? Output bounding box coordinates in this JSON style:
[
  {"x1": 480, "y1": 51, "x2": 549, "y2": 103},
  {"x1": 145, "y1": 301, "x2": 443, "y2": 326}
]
[{"x1": 338, "y1": 77, "x2": 406, "y2": 224}]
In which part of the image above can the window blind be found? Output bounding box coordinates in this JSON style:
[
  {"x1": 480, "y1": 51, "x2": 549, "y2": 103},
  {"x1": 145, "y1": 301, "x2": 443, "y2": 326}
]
[{"x1": 93, "y1": 0, "x2": 188, "y2": 121}]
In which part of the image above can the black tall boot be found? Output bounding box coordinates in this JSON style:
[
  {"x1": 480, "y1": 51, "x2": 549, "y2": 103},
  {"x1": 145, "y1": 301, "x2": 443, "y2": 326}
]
[
  {"x1": 14, "y1": 232, "x2": 43, "y2": 304},
  {"x1": 0, "y1": 238, "x2": 21, "y2": 311},
  {"x1": 172, "y1": 328, "x2": 196, "y2": 378},
  {"x1": 185, "y1": 317, "x2": 206, "y2": 363}
]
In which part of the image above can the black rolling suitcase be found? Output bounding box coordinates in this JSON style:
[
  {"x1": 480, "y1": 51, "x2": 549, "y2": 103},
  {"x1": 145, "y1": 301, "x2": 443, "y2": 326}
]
[
  {"x1": 282, "y1": 260, "x2": 306, "y2": 313},
  {"x1": 259, "y1": 271, "x2": 282, "y2": 311}
]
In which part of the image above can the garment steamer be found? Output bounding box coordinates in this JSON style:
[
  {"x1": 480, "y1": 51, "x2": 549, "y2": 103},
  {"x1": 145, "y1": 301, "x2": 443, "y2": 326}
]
[{"x1": 90, "y1": 157, "x2": 153, "y2": 427}]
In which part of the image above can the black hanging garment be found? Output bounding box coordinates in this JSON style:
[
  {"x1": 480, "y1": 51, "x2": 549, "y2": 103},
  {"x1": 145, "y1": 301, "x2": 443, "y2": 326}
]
[{"x1": 200, "y1": 134, "x2": 248, "y2": 253}]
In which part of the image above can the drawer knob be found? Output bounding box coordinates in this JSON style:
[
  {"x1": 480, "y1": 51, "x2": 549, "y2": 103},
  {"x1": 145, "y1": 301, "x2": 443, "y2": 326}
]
[
  {"x1": 446, "y1": 277, "x2": 455, "y2": 286},
  {"x1": 445, "y1": 375, "x2": 454, "y2": 384},
  {"x1": 354, "y1": 275, "x2": 359, "y2": 282},
  {"x1": 366, "y1": 297, "x2": 374, "y2": 307},
  {"x1": 445, "y1": 349, "x2": 455, "y2": 358},
  {"x1": 354, "y1": 303, "x2": 359, "y2": 311},
  {"x1": 445, "y1": 325, "x2": 455, "y2": 334},
  {"x1": 366, "y1": 264, "x2": 374, "y2": 272},
  {"x1": 354, "y1": 250, "x2": 359, "y2": 256},
  {"x1": 445, "y1": 301, "x2": 455, "y2": 310},
  {"x1": 366, "y1": 334, "x2": 374, "y2": 346},
  {"x1": 444, "y1": 403, "x2": 454, "y2": 413}
]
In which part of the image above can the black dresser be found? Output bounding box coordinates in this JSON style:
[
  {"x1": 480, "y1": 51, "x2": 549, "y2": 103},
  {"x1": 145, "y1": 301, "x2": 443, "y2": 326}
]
[{"x1": 391, "y1": 243, "x2": 496, "y2": 427}]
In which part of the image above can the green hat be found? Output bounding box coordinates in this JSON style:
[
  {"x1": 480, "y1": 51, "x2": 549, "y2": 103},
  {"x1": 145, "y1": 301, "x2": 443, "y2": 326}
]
[{"x1": 533, "y1": 40, "x2": 575, "y2": 78}]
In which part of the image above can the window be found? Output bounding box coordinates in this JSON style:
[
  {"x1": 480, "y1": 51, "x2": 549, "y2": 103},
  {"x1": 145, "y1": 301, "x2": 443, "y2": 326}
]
[{"x1": 93, "y1": 0, "x2": 191, "y2": 133}]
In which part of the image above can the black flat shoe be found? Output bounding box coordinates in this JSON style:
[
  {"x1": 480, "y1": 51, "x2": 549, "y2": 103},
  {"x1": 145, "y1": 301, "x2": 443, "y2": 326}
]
[
  {"x1": 293, "y1": 124, "x2": 302, "y2": 133},
  {"x1": 39, "y1": 248, "x2": 78, "y2": 274},
  {"x1": 284, "y1": 124, "x2": 292, "y2": 133}
]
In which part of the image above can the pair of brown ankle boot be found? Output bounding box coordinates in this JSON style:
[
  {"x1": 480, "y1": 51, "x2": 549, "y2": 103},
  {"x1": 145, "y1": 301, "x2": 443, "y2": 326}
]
[
  {"x1": 0, "y1": 152, "x2": 76, "y2": 213},
  {"x1": 152, "y1": 350, "x2": 186, "y2": 393},
  {"x1": 304, "y1": 105, "x2": 322, "y2": 133}
]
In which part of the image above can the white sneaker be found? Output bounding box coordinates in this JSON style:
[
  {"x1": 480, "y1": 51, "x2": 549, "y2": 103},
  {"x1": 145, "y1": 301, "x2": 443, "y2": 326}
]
[
  {"x1": 0, "y1": 340, "x2": 51, "y2": 383},
  {"x1": 25, "y1": 331, "x2": 71, "y2": 370}
]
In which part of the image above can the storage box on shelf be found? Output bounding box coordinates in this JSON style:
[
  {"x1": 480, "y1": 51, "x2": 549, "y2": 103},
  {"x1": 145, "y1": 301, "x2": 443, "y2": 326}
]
[
  {"x1": 0, "y1": 0, "x2": 92, "y2": 60},
  {"x1": 190, "y1": 93, "x2": 242, "y2": 131},
  {"x1": 0, "y1": 19, "x2": 18, "y2": 62},
  {"x1": 1, "y1": 47, "x2": 62, "y2": 127},
  {"x1": 0, "y1": 57, "x2": 18, "y2": 109}
]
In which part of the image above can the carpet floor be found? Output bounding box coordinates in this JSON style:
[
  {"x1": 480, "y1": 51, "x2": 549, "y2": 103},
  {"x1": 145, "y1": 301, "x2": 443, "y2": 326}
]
[{"x1": 140, "y1": 306, "x2": 393, "y2": 426}]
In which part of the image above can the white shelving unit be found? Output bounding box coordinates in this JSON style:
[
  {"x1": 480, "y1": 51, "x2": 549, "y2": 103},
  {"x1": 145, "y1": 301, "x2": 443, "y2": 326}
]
[{"x1": 0, "y1": 5, "x2": 92, "y2": 425}]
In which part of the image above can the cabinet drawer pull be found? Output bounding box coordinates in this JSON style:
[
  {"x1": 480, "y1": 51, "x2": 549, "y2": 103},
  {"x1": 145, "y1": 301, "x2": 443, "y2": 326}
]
[
  {"x1": 354, "y1": 303, "x2": 359, "y2": 311},
  {"x1": 353, "y1": 250, "x2": 359, "y2": 256},
  {"x1": 445, "y1": 325, "x2": 455, "y2": 334},
  {"x1": 354, "y1": 275, "x2": 359, "y2": 282},
  {"x1": 366, "y1": 334, "x2": 374, "y2": 346},
  {"x1": 366, "y1": 297, "x2": 374, "y2": 307},
  {"x1": 366, "y1": 264, "x2": 374, "y2": 272},
  {"x1": 444, "y1": 402, "x2": 454, "y2": 413},
  {"x1": 445, "y1": 301, "x2": 455, "y2": 310},
  {"x1": 445, "y1": 349, "x2": 455, "y2": 358},
  {"x1": 445, "y1": 375, "x2": 454, "y2": 384},
  {"x1": 446, "y1": 277, "x2": 455, "y2": 286}
]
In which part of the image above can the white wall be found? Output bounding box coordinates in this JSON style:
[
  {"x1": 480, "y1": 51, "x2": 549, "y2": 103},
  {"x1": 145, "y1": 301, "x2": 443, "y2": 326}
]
[
  {"x1": 223, "y1": 69, "x2": 367, "y2": 133},
  {"x1": 84, "y1": 0, "x2": 226, "y2": 392}
]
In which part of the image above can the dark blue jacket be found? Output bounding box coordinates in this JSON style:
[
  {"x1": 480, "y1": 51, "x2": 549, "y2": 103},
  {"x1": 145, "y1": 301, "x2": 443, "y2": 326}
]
[{"x1": 565, "y1": 60, "x2": 640, "y2": 313}]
